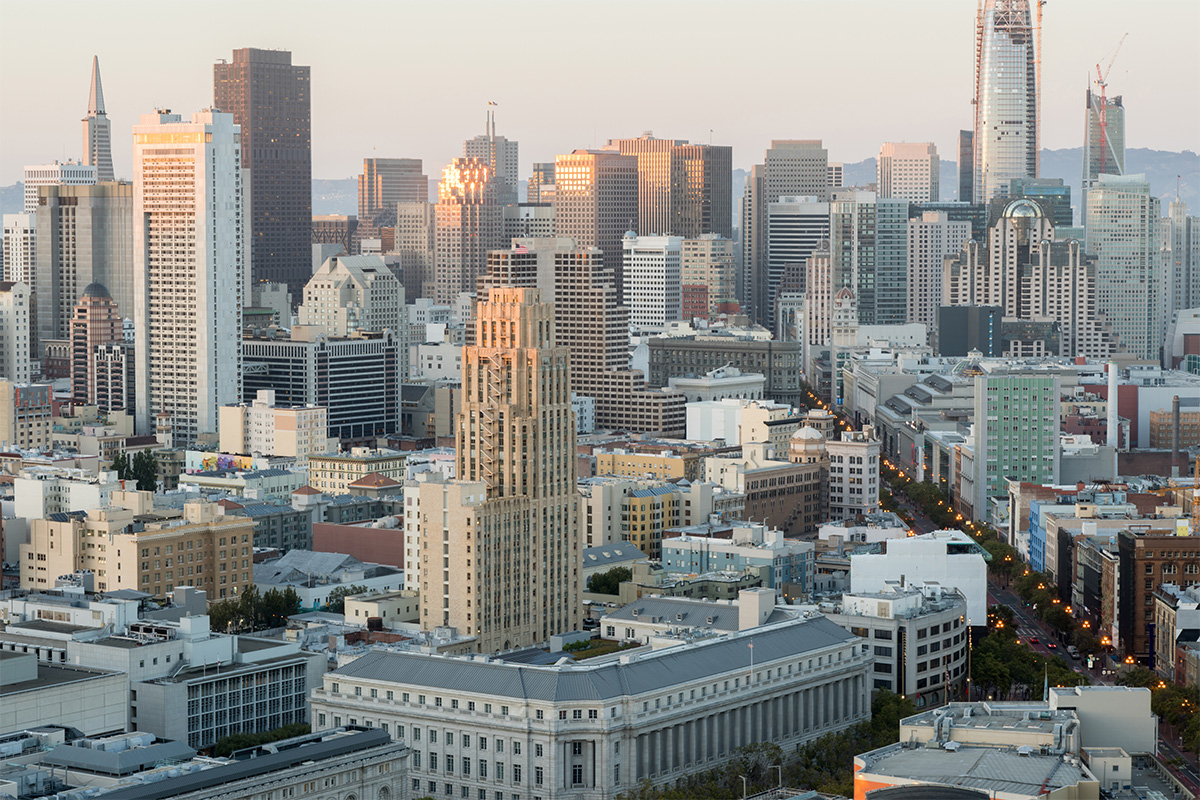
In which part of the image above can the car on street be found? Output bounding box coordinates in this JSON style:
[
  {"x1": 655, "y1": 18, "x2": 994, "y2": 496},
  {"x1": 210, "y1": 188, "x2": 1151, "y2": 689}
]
[{"x1": 1029, "y1": 636, "x2": 1039, "y2": 644}]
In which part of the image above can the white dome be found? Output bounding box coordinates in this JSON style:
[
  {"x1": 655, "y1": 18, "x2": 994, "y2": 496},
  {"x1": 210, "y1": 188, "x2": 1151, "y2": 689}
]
[{"x1": 791, "y1": 426, "x2": 823, "y2": 440}]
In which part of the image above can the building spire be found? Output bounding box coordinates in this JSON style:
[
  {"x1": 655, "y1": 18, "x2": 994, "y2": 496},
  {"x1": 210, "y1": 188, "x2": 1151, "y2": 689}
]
[{"x1": 88, "y1": 55, "x2": 106, "y2": 116}]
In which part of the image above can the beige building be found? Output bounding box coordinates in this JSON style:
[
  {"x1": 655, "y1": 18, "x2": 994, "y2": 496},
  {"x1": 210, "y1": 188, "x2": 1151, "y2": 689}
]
[
  {"x1": 218, "y1": 389, "x2": 330, "y2": 463},
  {"x1": 877, "y1": 141, "x2": 939, "y2": 202},
  {"x1": 681, "y1": 234, "x2": 737, "y2": 309},
  {"x1": 298, "y1": 254, "x2": 406, "y2": 338},
  {"x1": 418, "y1": 287, "x2": 581, "y2": 651},
  {"x1": 307, "y1": 447, "x2": 408, "y2": 493},
  {"x1": 0, "y1": 281, "x2": 31, "y2": 384},
  {"x1": 553, "y1": 150, "x2": 638, "y2": 301},
  {"x1": 594, "y1": 448, "x2": 699, "y2": 481},
  {"x1": 19, "y1": 495, "x2": 254, "y2": 599},
  {"x1": 434, "y1": 157, "x2": 502, "y2": 303},
  {"x1": 0, "y1": 380, "x2": 51, "y2": 451},
  {"x1": 393, "y1": 200, "x2": 435, "y2": 298},
  {"x1": 344, "y1": 589, "x2": 420, "y2": 627}
]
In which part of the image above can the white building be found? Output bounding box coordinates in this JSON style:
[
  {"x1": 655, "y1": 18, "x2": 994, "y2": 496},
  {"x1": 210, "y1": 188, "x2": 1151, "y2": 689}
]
[
  {"x1": 818, "y1": 511, "x2": 910, "y2": 547},
  {"x1": 599, "y1": 588, "x2": 790, "y2": 643},
  {"x1": 217, "y1": 389, "x2": 331, "y2": 464},
  {"x1": 299, "y1": 254, "x2": 407, "y2": 339},
  {"x1": 907, "y1": 211, "x2": 971, "y2": 340},
  {"x1": 13, "y1": 465, "x2": 121, "y2": 522},
  {"x1": 572, "y1": 393, "x2": 596, "y2": 434},
  {"x1": 23, "y1": 160, "x2": 96, "y2": 213},
  {"x1": 133, "y1": 109, "x2": 246, "y2": 446},
  {"x1": 877, "y1": 142, "x2": 939, "y2": 203},
  {"x1": 2, "y1": 214, "x2": 35, "y2": 286},
  {"x1": 661, "y1": 521, "x2": 815, "y2": 594},
  {"x1": 0, "y1": 281, "x2": 31, "y2": 383},
  {"x1": 667, "y1": 365, "x2": 765, "y2": 403},
  {"x1": 253, "y1": 549, "x2": 404, "y2": 610},
  {"x1": 850, "y1": 529, "x2": 989, "y2": 624},
  {"x1": 685, "y1": 397, "x2": 791, "y2": 445},
  {"x1": 311, "y1": 613, "x2": 871, "y2": 800},
  {"x1": 826, "y1": 427, "x2": 881, "y2": 519},
  {"x1": 413, "y1": 340, "x2": 462, "y2": 382},
  {"x1": 623, "y1": 233, "x2": 682, "y2": 334}
]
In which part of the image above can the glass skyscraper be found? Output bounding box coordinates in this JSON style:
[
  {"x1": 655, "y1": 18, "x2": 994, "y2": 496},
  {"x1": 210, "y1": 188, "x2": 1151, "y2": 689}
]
[{"x1": 973, "y1": 0, "x2": 1038, "y2": 205}]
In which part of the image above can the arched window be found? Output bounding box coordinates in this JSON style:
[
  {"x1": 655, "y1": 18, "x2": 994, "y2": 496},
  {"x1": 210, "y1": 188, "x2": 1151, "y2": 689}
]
[{"x1": 378, "y1": 788, "x2": 391, "y2": 800}]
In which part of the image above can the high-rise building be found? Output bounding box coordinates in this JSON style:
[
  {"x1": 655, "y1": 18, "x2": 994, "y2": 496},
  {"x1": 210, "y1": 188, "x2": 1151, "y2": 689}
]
[
  {"x1": 0, "y1": 380, "x2": 51, "y2": 450},
  {"x1": 623, "y1": 233, "x2": 682, "y2": 334},
  {"x1": 944, "y1": 197, "x2": 1118, "y2": 359},
  {"x1": 81, "y1": 56, "x2": 114, "y2": 182},
  {"x1": 434, "y1": 157, "x2": 502, "y2": 304},
  {"x1": 1082, "y1": 87, "x2": 1125, "y2": 220},
  {"x1": 681, "y1": 234, "x2": 736, "y2": 311},
  {"x1": 133, "y1": 110, "x2": 246, "y2": 445},
  {"x1": 527, "y1": 161, "x2": 555, "y2": 203},
  {"x1": 605, "y1": 134, "x2": 733, "y2": 239},
  {"x1": 357, "y1": 158, "x2": 427, "y2": 241},
  {"x1": 1086, "y1": 174, "x2": 1164, "y2": 360},
  {"x1": 908, "y1": 211, "x2": 971, "y2": 340},
  {"x1": 877, "y1": 142, "x2": 939, "y2": 203},
  {"x1": 742, "y1": 140, "x2": 829, "y2": 326},
  {"x1": 69, "y1": 283, "x2": 122, "y2": 405},
  {"x1": 215, "y1": 48, "x2": 312, "y2": 294},
  {"x1": 501, "y1": 203, "x2": 555, "y2": 241},
  {"x1": 553, "y1": 150, "x2": 638, "y2": 301},
  {"x1": 311, "y1": 214, "x2": 359, "y2": 257},
  {"x1": 93, "y1": 342, "x2": 135, "y2": 415},
  {"x1": 973, "y1": 0, "x2": 1038, "y2": 204},
  {"x1": 827, "y1": 429, "x2": 881, "y2": 519},
  {"x1": 299, "y1": 255, "x2": 407, "y2": 350},
  {"x1": 0, "y1": 281, "x2": 31, "y2": 384},
  {"x1": 958, "y1": 130, "x2": 974, "y2": 201},
  {"x1": 766, "y1": 197, "x2": 829, "y2": 322},
  {"x1": 1009, "y1": 177, "x2": 1072, "y2": 228},
  {"x1": 463, "y1": 107, "x2": 519, "y2": 205},
  {"x1": 392, "y1": 201, "x2": 435, "y2": 299},
  {"x1": 419, "y1": 287, "x2": 580, "y2": 651},
  {"x1": 2, "y1": 214, "x2": 36, "y2": 287},
  {"x1": 828, "y1": 162, "x2": 845, "y2": 191},
  {"x1": 801, "y1": 245, "x2": 835, "y2": 384},
  {"x1": 1167, "y1": 197, "x2": 1200, "y2": 314},
  {"x1": 22, "y1": 161, "x2": 95, "y2": 213},
  {"x1": 829, "y1": 190, "x2": 909, "y2": 325},
  {"x1": 33, "y1": 182, "x2": 134, "y2": 347}
]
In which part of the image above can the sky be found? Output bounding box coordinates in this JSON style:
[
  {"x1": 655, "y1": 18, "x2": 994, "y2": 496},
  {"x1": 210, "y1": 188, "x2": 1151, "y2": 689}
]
[{"x1": 1, "y1": 0, "x2": 1198, "y2": 186}]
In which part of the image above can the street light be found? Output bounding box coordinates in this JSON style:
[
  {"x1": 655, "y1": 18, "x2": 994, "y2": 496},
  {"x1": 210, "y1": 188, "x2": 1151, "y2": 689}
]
[
  {"x1": 739, "y1": 774, "x2": 747, "y2": 799},
  {"x1": 771, "y1": 765, "x2": 783, "y2": 788}
]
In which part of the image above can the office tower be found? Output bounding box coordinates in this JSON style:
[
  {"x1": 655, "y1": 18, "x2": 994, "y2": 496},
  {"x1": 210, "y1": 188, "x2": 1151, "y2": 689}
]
[
  {"x1": 1167, "y1": 197, "x2": 1200, "y2": 313},
  {"x1": 944, "y1": 198, "x2": 1118, "y2": 358},
  {"x1": 93, "y1": 342, "x2": 135, "y2": 414},
  {"x1": 623, "y1": 233, "x2": 682, "y2": 333},
  {"x1": 606, "y1": 134, "x2": 733, "y2": 239},
  {"x1": 827, "y1": 429, "x2": 881, "y2": 519},
  {"x1": 393, "y1": 201, "x2": 435, "y2": 298},
  {"x1": 973, "y1": 0, "x2": 1038, "y2": 204},
  {"x1": 1081, "y1": 87, "x2": 1125, "y2": 220},
  {"x1": 2, "y1": 214, "x2": 35, "y2": 286},
  {"x1": 937, "y1": 305, "x2": 1003, "y2": 357},
  {"x1": 958, "y1": 130, "x2": 974, "y2": 201},
  {"x1": 420, "y1": 286, "x2": 579, "y2": 650},
  {"x1": 766, "y1": 197, "x2": 829, "y2": 323},
  {"x1": 357, "y1": 158, "x2": 427, "y2": 242},
  {"x1": 1009, "y1": 177, "x2": 1072, "y2": 228},
  {"x1": 1086, "y1": 174, "x2": 1164, "y2": 360},
  {"x1": 463, "y1": 106, "x2": 518, "y2": 205},
  {"x1": 527, "y1": 161, "x2": 555, "y2": 203},
  {"x1": 907, "y1": 211, "x2": 971, "y2": 340},
  {"x1": 0, "y1": 281, "x2": 31, "y2": 383},
  {"x1": 81, "y1": 56, "x2": 114, "y2": 182},
  {"x1": 299, "y1": 254, "x2": 407, "y2": 343},
  {"x1": 829, "y1": 190, "x2": 909, "y2": 325},
  {"x1": 434, "y1": 158, "x2": 502, "y2": 304},
  {"x1": 311, "y1": 214, "x2": 359, "y2": 256},
  {"x1": 69, "y1": 283, "x2": 122, "y2": 404},
  {"x1": 877, "y1": 142, "x2": 939, "y2": 202},
  {"x1": 802, "y1": 244, "x2": 835, "y2": 380},
  {"x1": 133, "y1": 110, "x2": 246, "y2": 445},
  {"x1": 482, "y1": 238, "x2": 686, "y2": 435},
  {"x1": 553, "y1": 150, "x2": 639, "y2": 301},
  {"x1": 502, "y1": 203, "x2": 555, "y2": 242},
  {"x1": 742, "y1": 140, "x2": 829, "y2": 326},
  {"x1": 681, "y1": 234, "x2": 736, "y2": 311},
  {"x1": 34, "y1": 183, "x2": 134, "y2": 348},
  {"x1": 22, "y1": 161, "x2": 96, "y2": 213},
  {"x1": 828, "y1": 162, "x2": 844, "y2": 190},
  {"x1": 214, "y1": 48, "x2": 311, "y2": 294}
]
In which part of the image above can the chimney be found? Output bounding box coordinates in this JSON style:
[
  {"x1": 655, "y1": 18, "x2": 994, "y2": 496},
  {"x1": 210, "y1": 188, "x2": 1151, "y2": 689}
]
[
  {"x1": 1106, "y1": 362, "x2": 1118, "y2": 449},
  {"x1": 1172, "y1": 395, "x2": 1182, "y2": 478}
]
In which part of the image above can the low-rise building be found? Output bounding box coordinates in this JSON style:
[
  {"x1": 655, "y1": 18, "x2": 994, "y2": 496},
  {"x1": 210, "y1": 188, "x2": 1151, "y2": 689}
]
[
  {"x1": 662, "y1": 520, "x2": 815, "y2": 596},
  {"x1": 599, "y1": 588, "x2": 787, "y2": 643},
  {"x1": 0, "y1": 381, "x2": 51, "y2": 451},
  {"x1": 345, "y1": 589, "x2": 421, "y2": 627},
  {"x1": 180, "y1": 466, "x2": 308, "y2": 502},
  {"x1": 667, "y1": 365, "x2": 766, "y2": 403},
  {"x1": 0, "y1": 651, "x2": 128, "y2": 736},
  {"x1": 850, "y1": 530, "x2": 990, "y2": 624},
  {"x1": 217, "y1": 389, "x2": 332, "y2": 465},
  {"x1": 308, "y1": 447, "x2": 408, "y2": 493},
  {"x1": 253, "y1": 549, "x2": 404, "y2": 610},
  {"x1": 817, "y1": 512, "x2": 909, "y2": 547},
  {"x1": 705, "y1": 442, "x2": 826, "y2": 537}
]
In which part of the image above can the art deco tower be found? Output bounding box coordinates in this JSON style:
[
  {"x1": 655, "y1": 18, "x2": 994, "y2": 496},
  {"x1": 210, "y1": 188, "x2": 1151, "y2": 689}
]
[
  {"x1": 81, "y1": 57, "x2": 114, "y2": 182},
  {"x1": 973, "y1": 0, "x2": 1038, "y2": 204}
]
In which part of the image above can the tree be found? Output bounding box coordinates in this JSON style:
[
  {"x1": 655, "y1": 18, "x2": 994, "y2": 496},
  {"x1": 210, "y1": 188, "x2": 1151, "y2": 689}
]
[
  {"x1": 587, "y1": 566, "x2": 632, "y2": 596},
  {"x1": 325, "y1": 584, "x2": 368, "y2": 614},
  {"x1": 131, "y1": 450, "x2": 159, "y2": 492},
  {"x1": 111, "y1": 452, "x2": 132, "y2": 482}
]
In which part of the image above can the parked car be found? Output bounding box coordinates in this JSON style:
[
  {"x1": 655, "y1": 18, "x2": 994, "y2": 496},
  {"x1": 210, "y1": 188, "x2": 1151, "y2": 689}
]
[{"x1": 1066, "y1": 645, "x2": 1081, "y2": 660}]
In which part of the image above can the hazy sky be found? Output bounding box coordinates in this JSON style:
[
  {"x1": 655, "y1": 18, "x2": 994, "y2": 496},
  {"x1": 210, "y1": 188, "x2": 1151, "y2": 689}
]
[{"x1": 1, "y1": 0, "x2": 1197, "y2": 186}]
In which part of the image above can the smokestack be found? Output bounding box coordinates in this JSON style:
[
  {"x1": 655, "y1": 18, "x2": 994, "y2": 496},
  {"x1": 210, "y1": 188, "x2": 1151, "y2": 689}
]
[
  {"x1": 1173, "y1": 395, "x2": 1182, "y2": 478},
  {"x1": 1106, "y1": 362, "x2": 1118, "y2": 449}
]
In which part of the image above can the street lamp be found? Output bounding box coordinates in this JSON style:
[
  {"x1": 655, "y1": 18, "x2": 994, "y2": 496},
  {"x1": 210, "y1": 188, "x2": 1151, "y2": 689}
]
[
  {"x1": 771, "y1": 765, "x2": 783, "y2": 788},
  {"x1": 739, "y1": 774, "x2": 747, "y2": 799}
]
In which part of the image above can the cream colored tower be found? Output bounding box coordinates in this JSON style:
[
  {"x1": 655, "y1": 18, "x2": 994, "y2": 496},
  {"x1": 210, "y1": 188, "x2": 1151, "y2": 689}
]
[{"x1": 419, "y1": 287, "x2": 580, "y2": 652}]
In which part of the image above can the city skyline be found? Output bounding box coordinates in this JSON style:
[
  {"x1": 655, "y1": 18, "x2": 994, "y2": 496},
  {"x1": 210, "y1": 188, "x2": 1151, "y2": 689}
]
[{"x1": 1, "y1": 0, "x2": 1196, "y2": 187}]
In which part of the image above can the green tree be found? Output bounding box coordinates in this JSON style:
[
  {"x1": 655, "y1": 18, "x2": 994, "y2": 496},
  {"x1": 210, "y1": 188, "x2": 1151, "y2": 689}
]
[
  {"x1": 587, "y1": 566, "x2": 632, "y2": 596},
  {"x1": 325, "y1": 584, "x2": 368, "y2": 614},
  {"x1": 111, "y1": 452, "x2": 132, "y2": 482},
  {"x1": 131, "y1": 450, "x2": 159, "y2": 492}
]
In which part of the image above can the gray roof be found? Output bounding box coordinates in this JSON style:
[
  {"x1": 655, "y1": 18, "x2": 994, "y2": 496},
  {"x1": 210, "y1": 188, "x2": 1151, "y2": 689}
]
[
  {"x1": 254, "y1": 550, "x2": 364, "y2": 585},
  {"x1": 582, "y1": 543, "x2": 648, "y2": 568},
  {"x1": 603, "y1": 596, "x2": 792, "y2": 632},
  {"x1": 859, "y1": 744, "x2": 1090, "y2": 796},
  {"x1": 43, "y1": 738, "x2": 196, "y2": 775},
  {"x1": 332, "y1": 616, "x2": 854, "y2": 702},
  {"x1": 239, "y1": 503, "x2": 301, "y2": 517}
]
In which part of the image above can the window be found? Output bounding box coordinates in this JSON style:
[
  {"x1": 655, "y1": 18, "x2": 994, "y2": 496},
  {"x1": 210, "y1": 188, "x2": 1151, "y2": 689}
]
[
  {"x1": 514, "y1": 765, "x2": 522, "y2": 783},
  {"x1": 535, "y1": 743, "x2": 544, "y2": 757},
  {"x1": 513, "y1": 742, "x2": 521, "y2": 755},
  {"x1": 572, "y1": 742, "x2": 583, "y2": 756},
  {"x1": 535, "y1": 710, "x2": 543, "y2": 720},
  {"x1": 468, "y1": 701, "x2": 476, "y2": 711},
  {"x1": 447, "y1": 755, "x2": 455, "y2": 773},
  {"x1": 463, "y1": 757, "x2": 471, "y2": 775},
  {"x1": 559, "y1": 710, "x2": 568, "y2": 720},
  {"x1": 588, "y1": 710, "x2": 598, "y2": 720},
  {"x1": 571, "y1": 765, "x2": 583, "y2": 786},
  {"x1": 430, "y1": 753, "x2": 438, "y2": 770},
  {"x1": 535, "y1": 767, "x2": 544, "y2": 786},
  {"x1": 572, "y1": 710, "x2": 582, "y2": 720}
]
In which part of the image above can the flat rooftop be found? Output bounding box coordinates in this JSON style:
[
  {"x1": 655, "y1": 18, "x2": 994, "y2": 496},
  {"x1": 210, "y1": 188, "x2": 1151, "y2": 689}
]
[
  {"x1": 0, "y1": 662, "x2": 121, "y2": 695},
  {"x1": 903, "y1": 703, "x2": 1076, "y2": 736},
  {"x1": 858, "y1": 743, "x2": 1091, "y2": 796}
]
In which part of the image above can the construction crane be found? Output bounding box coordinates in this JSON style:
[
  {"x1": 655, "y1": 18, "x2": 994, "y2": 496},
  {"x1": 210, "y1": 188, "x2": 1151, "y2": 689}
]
[{"x1": 1094, "y1": 33, "x2": 1128, "y2": 175}]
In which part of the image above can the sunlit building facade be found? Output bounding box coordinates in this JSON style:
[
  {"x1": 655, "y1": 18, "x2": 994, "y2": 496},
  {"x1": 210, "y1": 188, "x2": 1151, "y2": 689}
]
[
  {"x1": 973, "y1": 0, "x2": 1038, "y2": 204},
  {"x1": 434, "y1": 157, "x2": 502, "y2": 303}
]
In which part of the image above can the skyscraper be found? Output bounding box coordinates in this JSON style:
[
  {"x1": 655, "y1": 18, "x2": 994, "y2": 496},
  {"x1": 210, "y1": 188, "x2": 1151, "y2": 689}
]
[
  {"x1": 527, "y1": 162, "x2": 555, "y2": 203},
  {"x1": 1086, "y1": 174, "x2": 1164, "y2": 360},
  {"x1": 463, "y1": 106, "x2": 519, "y2": 205},
  {"x1": 553, "y1": 150, "x2": 638, "y2": 302},
  {"x1": 357, "y1": 158, "x2": 428, "y2": 243},
  {"x1": 393, "y1": 201, "x2": 435, "y2": 299},
  {"x1": 957, "y1": 130, "x2": 974, "y2": 202},
  {"x1": 419, "y1": 286, "x2": 580, "y2": 650},
  {"x1": 69, "y1": 283, "x2": 122, "y2": 405},
  {"x1": 973, "y1": 0, "x2": 1038, "y2": 204},
  {"x1": 22, "y1": 161, "x2": 96, "y2": 213},
  {"x1": 877, "y1": 142, "x2": 939, "y2": 203},
  {"x1": 0, "y1": 281, "x2": 31, "y2": 384},
  {"x1": 214, "y1": 48, "x2": 312, "y2": 294},
  {"x1": 1009, "y1": 177, "x2": 1072, "y2": 228},
  {"x1": 133, "y1": 110, "x2": 246, "y2": 445},
  {"x1": 434, "y1": 158, "x2": 501, "y2": 304},
  {"x1": 765, "y1": 197, "x2": 829, "y2": 320},
  {"x1": 1081, "y1": 87, "x2": 1125, "y2": 220},
  {"x1": 81, "y1": 56, "x2": 114, "y2": 182},
  {"x1": 681, "y1": 234, "x2": 737, "y2": 312},
  {"x1": 622, "y1": 233, "x2": 682, "y2": 334},
  {"x1": 1, "y1": 214, "x2": 36, "y2": 358},
  {"x1": 829, "y1": 190, "x2": 909, "y2": 325},
  {"x1": 907, "y1": 211, "x2": 971, "y2": 341},
  {"x1": 742, "y1": 140, "x2": 829, "y2": 326},
  {"x1": 1167, "y1": 197, "x2": 1200, "y2": 314}
]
